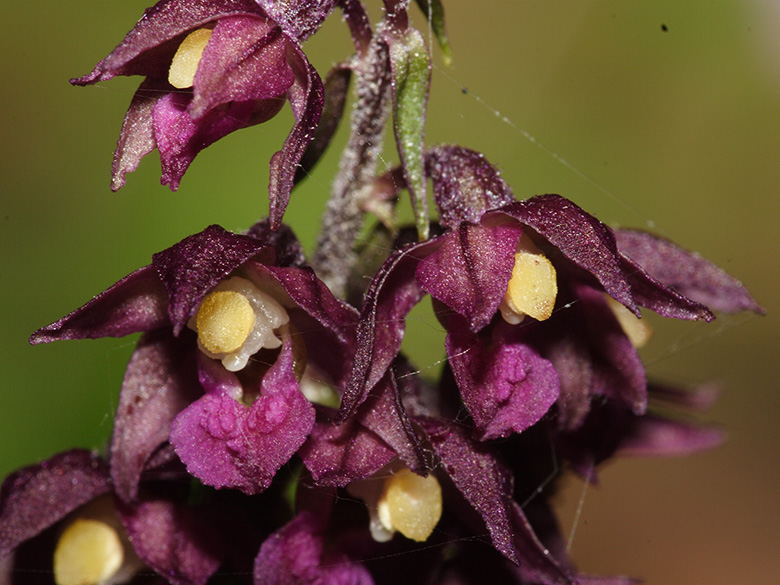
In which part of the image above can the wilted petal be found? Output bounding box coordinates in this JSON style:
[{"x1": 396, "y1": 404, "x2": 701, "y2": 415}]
[
  {"x1": 445, "y1": 318, "x2": 560, "y2": 440},
  {"x1": 0, "y1": 450, "x2": 111, "y2": 559},
  {"x1": 614, "y1": 228, "x2": 765, "y2": 315},
  {"x1": 29, "y1": 266, "x2": 167, "y2": 344},
  {"x1": 416, "y1": 222, "x2": 521, "y2": 332}
]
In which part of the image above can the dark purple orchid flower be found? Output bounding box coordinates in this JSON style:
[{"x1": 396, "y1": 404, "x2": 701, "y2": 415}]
[
  {"x1": 72, "y1": 0, "x2": 329, "y2": 226},
  {"x1": 0, "y1": 450, "x2": 239, "y2": 585},
  {"x1": 30, "y1": 223, "x2": 359, "y2": 498},
  {"x1": 339, "y1": 147, "x2": 763, "y2": 442}
]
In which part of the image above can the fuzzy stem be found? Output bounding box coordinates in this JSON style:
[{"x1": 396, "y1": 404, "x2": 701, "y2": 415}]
[{"x1": 312, "y1": 28, "x2": 393, "y2": 297}]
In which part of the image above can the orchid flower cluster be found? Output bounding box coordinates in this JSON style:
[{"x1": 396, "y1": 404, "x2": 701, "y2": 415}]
[{"x1": 0, "y1": 1, "x2": 764, "y2": 584}]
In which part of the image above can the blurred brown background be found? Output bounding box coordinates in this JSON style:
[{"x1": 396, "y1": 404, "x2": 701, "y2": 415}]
[{"x1": 1, "y1": 0, "x2": 777, "y2": 583}]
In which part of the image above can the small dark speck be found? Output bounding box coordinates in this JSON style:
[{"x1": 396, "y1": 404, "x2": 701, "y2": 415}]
[
  {"x1": 461, "y1": 87, "x2": 469, "y2": 95},
  {"x1": 661, "y1": 23, "x2": 669, "y2": 32}
]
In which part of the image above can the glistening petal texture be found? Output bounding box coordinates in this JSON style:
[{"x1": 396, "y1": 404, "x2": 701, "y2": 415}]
[
  {"x1": 0, "y1": 450, "x2": 111, "y2": 559},
  {"x1": 170, "y1": 337, "x2": 315, "y2": 494},
  {"x1": 416, "y1": 222, "x2": 521, "y2": 332},
  {"x1": 614, "y1": 228, "x2": 765, "y2": 314},
  {"x1": 29, "y1": 266, "x2": 167, "y2": 344}
]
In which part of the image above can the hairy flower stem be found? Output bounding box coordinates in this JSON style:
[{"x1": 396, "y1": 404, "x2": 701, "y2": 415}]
[{"x1": 312, "y1": 28, "x2": 393, "y2": 298}]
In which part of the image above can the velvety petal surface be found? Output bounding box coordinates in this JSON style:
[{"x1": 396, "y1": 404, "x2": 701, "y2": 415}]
[
  {"x1": 170, "y1": 337, "x2": 315, "y2": 494},
  {"x1": 425, "y1": 145, "x2": 515, "y2": 229},
  {"x1": 416, "y1": 222, "x2": 521, "y2": 332},
  {"x1": 0, "y1": 450, "x2": 111, "y2": 559},
  {"x1": 71, "y1": 0, "x2": 269, "y2": 83},
  {"x1": 445, "y1": 318, "x2": 560, "y2": 440},
  {"x1": 112, "y1": 78, "x2": 164, "y2": 191},
  {"x1": 111, "y1": 331, "x2": 201, "y2": 503},
  {"x1": 254, "y1": 511, "x2": 374, "y2": 585},
  {"x1": 30, "y1": 266, "x2": 167, "y2": 344},
  {"x1": 498, "y1": 195, "x2": 638, "y2": 315},
  {"x1": 152, "y1": 225, "x2": 267, "y2": 334},
  {"x1": 268, "y1": 47, "x2": 324, "y2": 228},
  {"x1": 254, "y1": 0, "x2": 336, "y2": 41},
  {"x1": 339, "y1": 239, "x2": 433, "y2": 420},
  {"x1": 189, "y1": 16, "x2": 294, "y2": 119},
  {"x1": 615, "y1": 228, "x2": 765, "y2": 314},
  {"x1": 118, "y1": 499, "x2": 223, "y2": 585}
]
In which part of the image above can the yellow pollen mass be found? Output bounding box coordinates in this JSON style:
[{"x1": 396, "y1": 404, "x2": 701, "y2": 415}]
[
  {"x1": 606, "y1": 296, "x2": 653, "y2": 348},
  {"x1": 196, "y1": 290, "x2": 256, "y2": 354},
  {"x1": 53, "y1": 518, "x2": 124, "y2": 585},
  {"x1": 168, "y1": 28, "x2": 213, "y2": 89},
  {"x1": 501, "y1": 237, "x2": 558, "y2": 323},
  {"x1": 378, "y1": 468, "x2": 442, "y2": 542}
]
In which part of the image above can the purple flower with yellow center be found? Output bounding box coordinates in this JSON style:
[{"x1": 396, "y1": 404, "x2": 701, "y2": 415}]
[
  {"x1": 340, "y1": 146, "x2": 763, "y2": 439},
  {"x1": 72, "y1": 0, "x2": 331, "y2": 224},
  {"x1": 31, "y1": 222, "x2": 359, "y2": 498},
  {"x1": 0, "y1": 450, "x2": 248, "y2": 585}
]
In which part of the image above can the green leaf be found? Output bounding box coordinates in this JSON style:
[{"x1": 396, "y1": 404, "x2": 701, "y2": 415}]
[
  {"x1": 414, "y1": 0, "x2": 452, "y2": 66},
  {"x1": 386, "y1": 27, "x2": 432, "y2": 240}
]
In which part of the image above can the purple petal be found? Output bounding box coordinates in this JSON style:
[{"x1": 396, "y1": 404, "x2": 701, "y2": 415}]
[
  {"x1": 189, "y1": 16, "x2": 294, "y2": 119},
  {"x1": 118, "y1": 499, "x2": 223, "y2": 585},
  {"x1": 153, "y1": 91, "x2": 281, "y2": 190},
  {"x1": 508, "y1": 502, "x2": 575, "y2": 585},
  {"x1": 445, "y1": 318, "x2": 560, "y2": 440},
  {"x1": 170, "y1": 337, "x2": 315, "y2": 494},
  {"x1": 253, "y1": 0, "x2": 336, "y2": 41},
  {"x1": 616, "y1": 415, "x2": 725, "y2": 458},
  {"x1": 299, "y1": 418, "x2": 396, "y2": 487},
  {"x1": 615, "y1": 228, "x2": 764, "y2": 315},
  {"x1": 268, "y1": 48, "x2": 324, "y2": 228},
  {"x1": 111, "y1": 331, "x2": 201, "y2": 503},
  {"x1": 254, "y1": 511, "x2": 374, "y2": 585},
  {"x1": 244, "y1": 218, "x2": 307, "y2": 267},
  {"x1": 421, "y1": 418, "x2": 519, "y2": 564},
  {"x1": 499, "y1": 195, "x2": 639, "y2": 315},
  {"x1": 0, "y1": 450, "x2": 111, "y2": 559},
  {"x1": 416, "y1": 222, "x2": 522, "y2": 332},
  {"x1": 152, "y1": 225, "x2": 267, "y2": 335},
  {"x1": 425, "y1": 145, "x2": 515, "y2": 229},
  {"x1": 29, "y1": 265, "x2": 167, "y2": 344},
  {"x1": 111, "y1": 78, "x2": 163, "y2": 191},
  {"x1": 71, "y1": 0, "x2": 268, "y2": 84},
  {"x1": 295, "y1": 63, "x2": 352, "y2": 185},
  {"x1": 339, "y1": 240, "x2": 433, "y2": 421}
]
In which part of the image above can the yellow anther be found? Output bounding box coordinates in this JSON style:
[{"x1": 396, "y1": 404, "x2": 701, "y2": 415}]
[
  {"x1": 500, "y1": 235, "x2": 558, "y2": 324},
  {"x1": 377, "y1": 468, "x2": 442, "y2": 542},
  {"x1": 53, "y1": 518, "x2": 123, "y2": 585},
  {"x1": 168, "y1": 28, "x2": 213, "y2": 89},
  {"x1": 606, "y1": 296, "x2": 653, "y2": 348},
  {"x1": 196, "y1": 290, "x2": 256, "y2": 354}
]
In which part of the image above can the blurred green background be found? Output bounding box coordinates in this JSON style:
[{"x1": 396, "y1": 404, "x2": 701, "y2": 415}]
[{"x1": 1, "y1": 0, "x2": 778, "y2": 583}]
